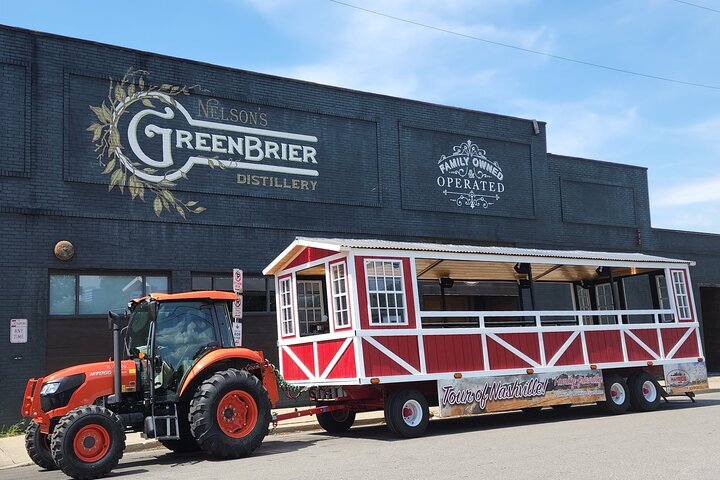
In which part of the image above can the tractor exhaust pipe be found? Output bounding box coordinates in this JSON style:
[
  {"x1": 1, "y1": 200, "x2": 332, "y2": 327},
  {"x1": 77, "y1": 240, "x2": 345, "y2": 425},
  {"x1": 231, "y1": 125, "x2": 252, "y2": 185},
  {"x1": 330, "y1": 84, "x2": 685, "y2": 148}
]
[{"x1": 107, "y1": 311, "x2": 125, "y2": 405}]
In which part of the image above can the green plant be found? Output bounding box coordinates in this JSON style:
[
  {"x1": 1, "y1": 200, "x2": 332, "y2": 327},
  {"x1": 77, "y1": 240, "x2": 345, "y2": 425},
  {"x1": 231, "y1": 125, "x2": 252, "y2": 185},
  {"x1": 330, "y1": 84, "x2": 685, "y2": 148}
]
[{"x1": 0, "y1": 422, "x2": 25, "y2": 438}]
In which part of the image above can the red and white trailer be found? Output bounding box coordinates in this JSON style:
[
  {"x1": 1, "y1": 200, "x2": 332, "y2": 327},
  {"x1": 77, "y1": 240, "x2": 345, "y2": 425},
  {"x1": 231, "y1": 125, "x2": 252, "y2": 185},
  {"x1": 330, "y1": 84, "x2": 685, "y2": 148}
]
[{"x1": 263, "y1": 238, "x2": 709, "y2": 436}]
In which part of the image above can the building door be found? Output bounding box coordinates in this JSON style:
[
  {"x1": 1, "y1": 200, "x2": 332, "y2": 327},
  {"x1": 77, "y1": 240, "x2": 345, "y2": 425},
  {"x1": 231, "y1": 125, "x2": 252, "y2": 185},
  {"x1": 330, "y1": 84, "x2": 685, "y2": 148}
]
[{"x1": 700, "y1": 286, "x2": 720, "y2": 372}]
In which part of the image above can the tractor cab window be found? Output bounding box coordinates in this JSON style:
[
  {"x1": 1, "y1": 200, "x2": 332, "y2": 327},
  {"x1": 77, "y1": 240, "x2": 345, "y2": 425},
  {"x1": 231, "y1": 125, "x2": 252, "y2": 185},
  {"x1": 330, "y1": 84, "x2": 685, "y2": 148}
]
[
  {"x1": 153, "y1": 301, "x2": 219, "y2": 393},
  {"x1": 126, "y1": 301, "x2": 151, "y2": 356}
]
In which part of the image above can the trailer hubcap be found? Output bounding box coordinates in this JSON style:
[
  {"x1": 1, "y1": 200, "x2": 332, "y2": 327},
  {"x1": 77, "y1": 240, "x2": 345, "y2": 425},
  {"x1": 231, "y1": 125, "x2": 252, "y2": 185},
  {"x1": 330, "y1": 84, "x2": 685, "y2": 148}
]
[
  {"x1": 609, "y1": 383, "x2": 626, "y2": 405},
  {"x1": 642, "y1": 380, "x2": 657, "y2": 402},
  {"x1": 217, "y1": 390, "x2": 258, "y2": 438},
  {"x1": 401, "y1": 399, "x2": 423, "y2": 427},
  {"x1": 73, "y1": 424, "x2": 110, "y2": 463}
]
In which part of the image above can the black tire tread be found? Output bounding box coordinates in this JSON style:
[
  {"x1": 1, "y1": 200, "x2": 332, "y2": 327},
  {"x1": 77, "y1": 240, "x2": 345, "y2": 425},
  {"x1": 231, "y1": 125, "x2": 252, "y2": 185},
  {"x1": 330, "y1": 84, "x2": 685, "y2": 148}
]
[
  {"x1": 159, "y1": 403, "x2": 200, "y2": 453},
  {"x1": 25, "y1": 421, "x2": 57, "y2": 470},
  {"x1": 316, "y1": 410, "x2": 356, "y2": 434},
  {"x1": 598, "y1": 374, "x2": 630, "y2": 415},
  {"x1": 50, "y1": 405, "x2": 126, "y2": 480},
  {"x1": 189, "y1": 368, "x2": 271, "y2": 459},
  {"x1": 628, "y1": 371, "x2": 662, "y2": 412},
  {"x1": 386, "y1": 389, "x2": 430, "y2": 438}
]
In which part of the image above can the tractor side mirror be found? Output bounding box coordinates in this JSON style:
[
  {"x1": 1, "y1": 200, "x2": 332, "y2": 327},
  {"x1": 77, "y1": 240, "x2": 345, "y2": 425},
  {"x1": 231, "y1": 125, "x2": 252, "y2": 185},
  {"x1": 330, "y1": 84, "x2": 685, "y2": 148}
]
[{"x1": 108, "y1": 310, "x2": 128, "y2": 331}]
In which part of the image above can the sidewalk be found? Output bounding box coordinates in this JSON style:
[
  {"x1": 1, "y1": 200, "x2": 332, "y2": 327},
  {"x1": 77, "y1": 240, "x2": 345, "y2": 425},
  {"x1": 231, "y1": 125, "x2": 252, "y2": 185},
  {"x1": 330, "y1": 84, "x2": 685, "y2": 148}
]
[{"x1": 3, "y1": 376, "x2": 719, "y2": 470}]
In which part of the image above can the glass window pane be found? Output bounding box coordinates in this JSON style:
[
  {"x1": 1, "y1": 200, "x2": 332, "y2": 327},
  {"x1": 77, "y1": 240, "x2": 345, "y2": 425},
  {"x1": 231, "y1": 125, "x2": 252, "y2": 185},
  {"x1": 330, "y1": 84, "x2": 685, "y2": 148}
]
[
  {"x1": 79, "y1": 275, "x2": 142, "y2": 314},
  {"x1": 191, "y1": 276, "x2": 212, "y2": 291},
  {"x1": 244, "y1": 276, "x2": 265, "y2": 292},
  {"x1": 213, "y1": 277, "x2": 233, "y2": 292},
  {"x1": 244, "y1": 293, "x2": 266, "y2": 312},
  {"x1": 146, "y1": 276, "x2": 168, "y2": 294},
  {"x1": 50, "y1": 275, "x2": 76, "y2": 315}
]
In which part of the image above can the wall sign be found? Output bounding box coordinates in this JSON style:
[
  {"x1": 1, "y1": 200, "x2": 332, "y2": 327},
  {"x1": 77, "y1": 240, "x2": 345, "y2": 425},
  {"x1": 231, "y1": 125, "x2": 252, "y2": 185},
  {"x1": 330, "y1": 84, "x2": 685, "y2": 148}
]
[
  {"x1": 72, "y1": 69, "x2": 380, "y2": 219},
  {"x1": 10, "y1": 318, "x2": 28, "y2": 344},
  {"x1": 437, "y1": 140, "x2": 505, "y2": 209}
]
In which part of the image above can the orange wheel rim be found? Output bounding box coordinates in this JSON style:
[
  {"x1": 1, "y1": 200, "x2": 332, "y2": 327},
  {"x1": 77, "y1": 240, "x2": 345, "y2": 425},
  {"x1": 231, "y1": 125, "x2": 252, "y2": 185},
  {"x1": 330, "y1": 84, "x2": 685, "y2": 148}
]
[
  {"x1": 216, "y1": 389, "x2": 258, "y2": 438},
  {"x1": 73, "y1": 424, "x2": 110, "y2": 463}
]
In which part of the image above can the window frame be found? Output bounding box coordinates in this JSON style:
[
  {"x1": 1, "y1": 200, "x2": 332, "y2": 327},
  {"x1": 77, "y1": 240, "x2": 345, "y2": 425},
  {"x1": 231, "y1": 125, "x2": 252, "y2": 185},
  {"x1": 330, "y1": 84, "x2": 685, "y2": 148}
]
[
  {"x1": 48, "y1": 272, "x2": 170, "y2": 317},
  {"x1": 191, "y1": 272, "x2": 276, "y2": 314},
  {"x1": 296, "y1": 279, "x2": 326, "y2": 336},
  {"x1": 278, "y1": 275, "x2": 295, "y2": 337},
  {"x1": 330, "y1": 261, "x2": 351, "y2": 330},
  {"x1": 670, "y1": 269, "x2": 694, "y2": 321},
  {"x1": 364, "y1": 258, "x2": 408, "y2": 327}
]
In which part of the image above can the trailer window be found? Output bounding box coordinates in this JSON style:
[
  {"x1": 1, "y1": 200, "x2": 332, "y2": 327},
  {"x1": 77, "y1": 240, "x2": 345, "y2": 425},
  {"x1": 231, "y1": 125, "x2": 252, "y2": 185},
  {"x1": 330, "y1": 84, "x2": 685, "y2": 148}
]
[
  {"x1": 671, "y1": 270, "x2": 692, "y2": 320},
  {"x1": 331, "y1": 262, "x2": 350, "y2": 328},
  {"x1": 656, "y1": 275, "x2": 674, "y2": 322},
  {"x1": 366, "y1": 260, "x2": 406, "y2": 325},
  {"x1": 279, "y1": 277, "x2": 295, "y2": 336}
]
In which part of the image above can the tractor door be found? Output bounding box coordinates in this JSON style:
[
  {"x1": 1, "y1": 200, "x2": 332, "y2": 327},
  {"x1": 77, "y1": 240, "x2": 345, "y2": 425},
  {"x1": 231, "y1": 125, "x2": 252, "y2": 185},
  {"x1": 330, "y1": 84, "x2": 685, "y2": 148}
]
[{"x1": 151, "y1": 301, "x2": 221, "y2": 400}]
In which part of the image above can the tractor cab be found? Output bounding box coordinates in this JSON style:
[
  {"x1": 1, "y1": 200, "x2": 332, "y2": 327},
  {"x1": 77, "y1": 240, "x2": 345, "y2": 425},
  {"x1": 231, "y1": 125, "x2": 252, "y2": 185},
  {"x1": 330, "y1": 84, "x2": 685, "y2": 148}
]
[{"x1": 125, "y1": 291, "x2": 237, "y2": 399}]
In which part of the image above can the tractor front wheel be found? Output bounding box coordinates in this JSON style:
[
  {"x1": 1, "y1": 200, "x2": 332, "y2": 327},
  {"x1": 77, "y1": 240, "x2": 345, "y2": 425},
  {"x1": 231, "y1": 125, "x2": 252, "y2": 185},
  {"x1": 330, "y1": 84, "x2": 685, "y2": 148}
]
[
  {"x1": 50, "y1": 406, "x2": 125, "y2": 480},
  {"x1": 190, "y1": 368, "x2": 271, "y2": 458},
  {"x1": 25, "y1": 421, "x2": 57, "y2": 470}
]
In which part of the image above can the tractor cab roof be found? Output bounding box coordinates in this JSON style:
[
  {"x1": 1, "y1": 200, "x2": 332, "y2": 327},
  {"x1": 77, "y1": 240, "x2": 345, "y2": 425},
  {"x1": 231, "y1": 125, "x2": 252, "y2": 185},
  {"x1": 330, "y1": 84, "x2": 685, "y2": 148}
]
[{"x1": 132, "y1": 290, "x2": 238, "y2": 304}]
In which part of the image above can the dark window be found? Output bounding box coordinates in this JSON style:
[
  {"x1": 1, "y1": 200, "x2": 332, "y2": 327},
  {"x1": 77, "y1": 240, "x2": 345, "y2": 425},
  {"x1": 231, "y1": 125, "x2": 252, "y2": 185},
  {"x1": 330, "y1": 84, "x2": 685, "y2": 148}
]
[
  {"x1": 191, "y1": 273, "x2": 276, "y2": 312},
  {"x1": 49, "y1": 274, "x2": 169, "y2": 316}
]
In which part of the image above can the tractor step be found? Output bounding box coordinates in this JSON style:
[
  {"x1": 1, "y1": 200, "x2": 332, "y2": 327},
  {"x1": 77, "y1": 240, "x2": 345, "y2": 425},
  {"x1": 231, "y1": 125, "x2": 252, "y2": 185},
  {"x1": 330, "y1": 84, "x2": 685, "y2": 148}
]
[{"x1": 143, "y1": 403, "x2": 180, "y2": 440}]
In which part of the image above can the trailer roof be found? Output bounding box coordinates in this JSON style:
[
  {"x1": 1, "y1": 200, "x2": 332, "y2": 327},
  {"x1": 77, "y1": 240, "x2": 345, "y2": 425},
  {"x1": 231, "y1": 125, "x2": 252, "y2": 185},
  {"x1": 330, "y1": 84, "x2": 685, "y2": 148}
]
[{"x1": 264, "y1": 237, "x2": 694, "y2": 275}]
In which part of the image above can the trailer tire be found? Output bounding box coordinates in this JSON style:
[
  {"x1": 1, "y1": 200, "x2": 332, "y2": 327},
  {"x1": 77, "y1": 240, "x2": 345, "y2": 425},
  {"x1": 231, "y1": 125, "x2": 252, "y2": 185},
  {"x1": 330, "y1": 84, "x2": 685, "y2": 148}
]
[
  {"x1": 317, "y1": 409, "x2": 356, "y2": 434},
  {"x1": 190, "y1": 368, "x2": 271, "y2": 459},
  {"x1": 598, "y1": 374, "x2": 630, "y2": 414},
  {"x1": 383, "y1": 390, "x2": 400, "y2": 435},
  {"x1": 628, "y1": 372, "x2": 661, "y2": 412},
  {"x1": 50, "y1": 406, "x2": 126, "y2": 480},
  {"x1": 385, "y1": 389, "x2": 429, "y2": 438},
  {"x1": 25, "y1": 421, "x2": 57, "y2": 470}
]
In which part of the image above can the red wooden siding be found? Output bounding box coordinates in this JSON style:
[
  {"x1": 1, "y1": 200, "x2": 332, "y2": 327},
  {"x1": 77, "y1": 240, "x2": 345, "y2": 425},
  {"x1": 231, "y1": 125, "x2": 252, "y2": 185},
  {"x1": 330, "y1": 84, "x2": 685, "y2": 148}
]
[
  {"x1": 355, "y1": 256, "x2": 417, "y2": 330},
  {"x1": 316, "y1": 339, "x2": 348, "y2": 375},
  {"x1": 315, "y1": 339, "x2": 357, "y2": 379},
  {"x1": 281, "y1": 348, "x2": 310, "y2": 381},
  {"x1": 584, "y1": 330, "x2": 624, "y2": 363},
  {"x1": 543, "y1": 331, "x2": 584, "y2": 366},
  {"x1": 487, "y1": 337, "x2": 532, "y2": 370},
  {"x1": 662, "y1": 328, "x2": 689, "y2": 357},
  {"x1": 496, "y1": 333, "x2": 541, "y2": 364},
  {"x1": 423, "y1": 335, "x2": 484, "y2": 373},
  {"x1": 663, "y1": 328, "x2": 700, "y2": 358},
  {"x1": 286, "y1": 247, "x2": 338, "y2": 269},
  {"x1": 625, "y1": 329, "x2": 660, "y2": 361},
  {"x1": 362, "y1": 340, "x2": 412, "y2": 377},
  {"x1": 374, "y1": 336, "x2": 420, "y2": 371},
  {"x1": 327, "y1": 346, "x2": 357, "y2": 379}
]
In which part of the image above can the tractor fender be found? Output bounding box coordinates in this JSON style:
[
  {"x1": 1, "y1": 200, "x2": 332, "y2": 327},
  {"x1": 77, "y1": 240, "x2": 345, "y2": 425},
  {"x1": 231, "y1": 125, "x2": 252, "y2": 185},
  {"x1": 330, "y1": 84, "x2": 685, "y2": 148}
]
[{"x1": 178, "y1": 348, "x2": 279, "y2": 404}]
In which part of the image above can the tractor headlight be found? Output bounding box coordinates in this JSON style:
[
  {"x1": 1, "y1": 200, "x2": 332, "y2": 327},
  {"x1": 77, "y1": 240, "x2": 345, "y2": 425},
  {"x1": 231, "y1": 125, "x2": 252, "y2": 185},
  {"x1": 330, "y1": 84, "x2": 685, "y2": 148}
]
[
  {"x1": 39, "y1": 374, "x2": 85, "y2": 412},
  {"x1": 40, "y1": 382, "x2": 60, "y2": 395}
]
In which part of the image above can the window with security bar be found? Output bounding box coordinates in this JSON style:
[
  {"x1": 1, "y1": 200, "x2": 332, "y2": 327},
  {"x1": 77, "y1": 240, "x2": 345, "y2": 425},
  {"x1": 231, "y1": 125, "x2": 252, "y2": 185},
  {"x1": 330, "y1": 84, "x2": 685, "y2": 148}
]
[
  {"x1": 366, "y1": 260, "x2": 406, "y2": 325},
  {"x1": 671, "y1": 270, "x2": 692, "y2": 320},
  {"x1": 331, "y1": 262, "x2": 349, "y2": 328},
  {"x1": 279, "y1": 277, "x2": 294, "y2": 336}
]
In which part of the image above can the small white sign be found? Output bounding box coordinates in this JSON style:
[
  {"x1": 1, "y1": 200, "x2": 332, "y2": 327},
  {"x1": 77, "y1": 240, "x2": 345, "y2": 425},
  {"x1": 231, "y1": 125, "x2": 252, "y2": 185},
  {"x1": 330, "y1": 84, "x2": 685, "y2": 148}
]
[
  {"x1": 10, "y1": 319, "x2": 28, "y2": 344},
  {"x1": 232, "y1": 296, "x2": 243, "y2": 320},
  {"x1": 232, "y1": 321, "x2": 243, "y2": 347},
  {"x1": 233, "y1": 269, "x2": 244, "y2": 293}
]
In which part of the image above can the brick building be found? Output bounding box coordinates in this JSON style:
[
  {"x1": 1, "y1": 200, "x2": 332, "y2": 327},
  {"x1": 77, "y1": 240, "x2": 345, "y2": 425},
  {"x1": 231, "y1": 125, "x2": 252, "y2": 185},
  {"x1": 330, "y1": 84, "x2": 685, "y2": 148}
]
[{"x1": 1, "y1": 25, "x2": 719, "y2": 425}]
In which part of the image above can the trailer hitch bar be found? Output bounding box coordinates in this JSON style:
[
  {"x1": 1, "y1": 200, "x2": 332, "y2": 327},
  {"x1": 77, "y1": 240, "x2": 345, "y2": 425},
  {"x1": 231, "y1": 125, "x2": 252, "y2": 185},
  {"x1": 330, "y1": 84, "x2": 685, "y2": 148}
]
[{"x1": 271, "y1": 404, "x2": 349, "y2": 428}]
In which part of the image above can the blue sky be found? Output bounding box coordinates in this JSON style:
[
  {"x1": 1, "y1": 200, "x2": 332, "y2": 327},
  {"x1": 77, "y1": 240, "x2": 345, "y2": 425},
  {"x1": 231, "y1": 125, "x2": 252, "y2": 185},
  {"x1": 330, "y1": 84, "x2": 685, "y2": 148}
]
[{"x1": 3, "y1": 0, "x2": 720, "y2": 233}]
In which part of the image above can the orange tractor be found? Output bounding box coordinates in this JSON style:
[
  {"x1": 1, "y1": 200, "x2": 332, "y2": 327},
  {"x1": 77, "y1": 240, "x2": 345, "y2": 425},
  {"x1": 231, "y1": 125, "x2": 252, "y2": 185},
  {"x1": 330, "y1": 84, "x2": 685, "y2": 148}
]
[{"x1": 21, "y1": 291, "x2": 281, "y2": 479}]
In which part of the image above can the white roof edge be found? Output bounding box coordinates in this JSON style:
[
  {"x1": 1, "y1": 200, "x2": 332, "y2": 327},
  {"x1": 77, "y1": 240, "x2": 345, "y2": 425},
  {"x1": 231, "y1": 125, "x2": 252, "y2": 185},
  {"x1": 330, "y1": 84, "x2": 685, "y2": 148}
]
[{"x1": 264, "y1": 237, "x2": 693, "y2": 270}]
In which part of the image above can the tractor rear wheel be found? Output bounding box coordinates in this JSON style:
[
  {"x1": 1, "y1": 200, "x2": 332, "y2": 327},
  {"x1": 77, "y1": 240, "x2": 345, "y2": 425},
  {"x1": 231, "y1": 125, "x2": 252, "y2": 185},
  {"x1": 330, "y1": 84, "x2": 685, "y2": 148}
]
[
  {"x1": 190, "y1": 368, "x2": 271, "y2": 459},
  {"x1": 50, "y1": 406, "x2": 125, "y2": 480},
  {"x1": 25, "y1": 421, "x2": 57, "y2": 470}
]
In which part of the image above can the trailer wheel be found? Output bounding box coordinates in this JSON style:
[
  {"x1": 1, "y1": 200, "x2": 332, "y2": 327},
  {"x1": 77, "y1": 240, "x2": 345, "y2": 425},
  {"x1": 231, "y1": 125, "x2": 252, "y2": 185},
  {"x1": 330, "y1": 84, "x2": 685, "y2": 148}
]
[
  {"x1": 25, "y1": 421, "x2": 57, "y2": 470},
  {"x1": 598, "y1": 374, "x2": 630, "y2": 414},
  {"x1": 385, "y1": 389, "x2": 429, "y2": 438},
  {"x1": 628, "y1": 372, "x2": 661, "y2": 412},
  {"x1": 50, "y1": 406, "x2": 125, "y2": 480},
  {"x1": 317, "y1": 409, "x2": 356, "y2": 433},
  {"x1": 190, "y1": 368, "x2": 271, "y2": 459}
]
